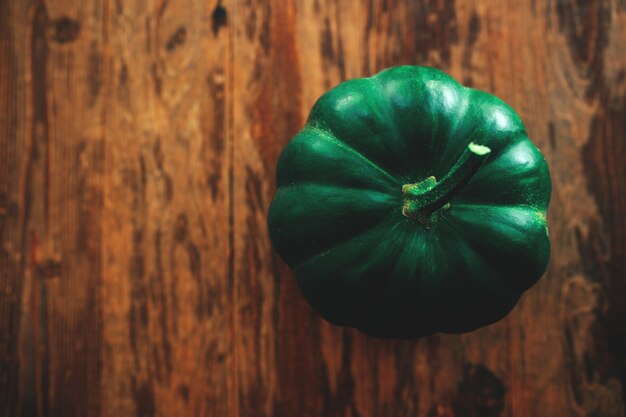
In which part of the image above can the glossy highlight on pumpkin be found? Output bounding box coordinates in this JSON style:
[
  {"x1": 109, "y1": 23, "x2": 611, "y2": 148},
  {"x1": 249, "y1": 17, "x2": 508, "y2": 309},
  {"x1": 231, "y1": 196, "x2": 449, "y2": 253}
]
[{"x1": 267, "y1": 66, "x2": 551, "y2": 339}]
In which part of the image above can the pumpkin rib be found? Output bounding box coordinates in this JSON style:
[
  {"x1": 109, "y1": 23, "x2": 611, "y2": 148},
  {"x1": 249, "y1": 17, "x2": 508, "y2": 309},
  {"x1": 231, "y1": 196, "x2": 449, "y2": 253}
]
[
  {"x1": 433, "y1": 224, "x2": 521, "y2": 333},
  {"x1": 462, "y1": 89, "x2": 527, "y2": 152},
  {"x1": 445, "y1": 204, "x2": 549, "y2": 292},
  {"x1": 303, "y1": 125, "x2": 400, "y2": 185},
  {"x1": 289, "y1": 210, "x2": 402, "y2": 271},
  {"x1": 294, "y1": 215, "x2": 406, "y2": 327},
  {"x1": 357, "y1": 227, "x2": 443, "y2": 338},
  {"x1": 449, "y1": 202, "x2": 542, "y2": 212},
  {"x1": 365, "y1": 75, "x2": 415, "y2": 176},
  {"x1": 276, "y1": 127, "x2": 401, "y2": 193},
  {"x1": 307, "y1": 79, "x2": 409, "y2": 175},
  {"x1": 268, "y1": 184, "x2": 399, "y2": 268}
]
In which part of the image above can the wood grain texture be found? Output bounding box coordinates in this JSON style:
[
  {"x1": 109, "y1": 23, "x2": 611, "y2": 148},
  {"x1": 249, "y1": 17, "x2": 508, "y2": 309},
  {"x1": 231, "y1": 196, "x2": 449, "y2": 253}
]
[{"x1": 1, "y1": 0, "x2": 625, "y2": 416}]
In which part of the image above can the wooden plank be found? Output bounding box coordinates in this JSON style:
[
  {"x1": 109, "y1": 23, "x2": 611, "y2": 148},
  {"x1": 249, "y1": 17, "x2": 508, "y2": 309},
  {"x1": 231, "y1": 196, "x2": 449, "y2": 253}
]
[
  {"x1": 0, "y1": 1, "x2": 28, "y2": 415},
  {"x1": 99, "y1": 1, "x2": 233, "y2": 416},
  {"x1": 231, "y1": 1, "x2": 295, "y2": 415},
  {"x1": 0, "y1": 0, "x2": 235, "y2": 415},
  {"x1": 1, "y1": 1, "x2": 107, "y2": 415}
]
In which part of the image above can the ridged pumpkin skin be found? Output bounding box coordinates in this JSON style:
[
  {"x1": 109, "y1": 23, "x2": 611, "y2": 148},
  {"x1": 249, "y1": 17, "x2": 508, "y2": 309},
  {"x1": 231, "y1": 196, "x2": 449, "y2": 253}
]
[{"x1": 267, "y1": 66, "x2": 551, "y2": 339}]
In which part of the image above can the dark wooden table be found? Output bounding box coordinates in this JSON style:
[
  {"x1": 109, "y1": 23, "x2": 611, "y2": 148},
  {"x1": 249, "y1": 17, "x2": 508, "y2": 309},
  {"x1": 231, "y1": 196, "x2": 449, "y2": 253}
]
[{"x1": 1, "y1": 0, "x2": 625, "y2": 416}]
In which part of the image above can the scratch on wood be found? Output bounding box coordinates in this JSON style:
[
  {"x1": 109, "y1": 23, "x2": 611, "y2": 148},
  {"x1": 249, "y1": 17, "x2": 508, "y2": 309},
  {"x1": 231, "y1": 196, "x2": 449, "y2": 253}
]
[
  {"x1": 36, "y1": 258, "x2": 61, "y2": 279},
  {"x1": 165, "y1": 26, "x2": 187, "y2": 52},
  {"x1": 174, "y1": 212, "x2": 188, "y2": 242},
  {"x1": 462, "y1": 10, "x2": 481, "y2": 86},
  {"x1": 51, "y1": 16, "x2": 80, "y2": 44},
  {"x1": 88, "y1": 41, "x2": 103, "y2": 105},
  {"x1": 212, "y1": 4, "x2": 228, "y2": 36},
  {"x1": 151, "y1": 63, "x2": 162, "y2": 96}
]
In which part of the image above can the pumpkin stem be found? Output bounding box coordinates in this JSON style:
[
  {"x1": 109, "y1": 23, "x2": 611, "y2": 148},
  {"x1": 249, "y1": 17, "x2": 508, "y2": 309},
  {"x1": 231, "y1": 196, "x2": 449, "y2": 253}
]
[{"x1": 402, "y1": 142, "x2": 491, "y2": 226}]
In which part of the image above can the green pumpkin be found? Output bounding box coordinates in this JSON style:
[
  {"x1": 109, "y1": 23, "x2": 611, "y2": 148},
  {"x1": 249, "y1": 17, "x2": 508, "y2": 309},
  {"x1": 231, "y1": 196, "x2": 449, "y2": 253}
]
[{"x1": 267, "y1": 66, "x2": 551, "y2": 339}]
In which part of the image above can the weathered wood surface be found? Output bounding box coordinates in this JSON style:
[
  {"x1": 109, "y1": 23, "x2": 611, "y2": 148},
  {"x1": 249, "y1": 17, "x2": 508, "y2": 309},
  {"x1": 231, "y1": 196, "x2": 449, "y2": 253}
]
[{"x1": 1, "y1": 0, "x2": 625, "y2": 416}]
